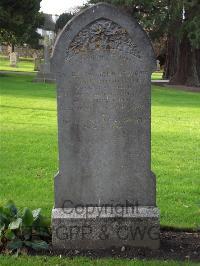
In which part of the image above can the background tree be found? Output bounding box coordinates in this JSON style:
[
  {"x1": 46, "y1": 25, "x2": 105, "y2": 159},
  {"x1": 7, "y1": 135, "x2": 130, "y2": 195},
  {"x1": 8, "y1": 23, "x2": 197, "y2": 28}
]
[
  {"x1": 88, "y1": 0, "x2": 200, "y2": 87},
  {"x1": 55, "y1": 13, "x2": 74, "y2": 34},
  {"x1": 169, "y1": 0, "x2": 200, "y2": 86},
  {"x1": 0, "y1": 0, "x2": 44, "y2": 51}
]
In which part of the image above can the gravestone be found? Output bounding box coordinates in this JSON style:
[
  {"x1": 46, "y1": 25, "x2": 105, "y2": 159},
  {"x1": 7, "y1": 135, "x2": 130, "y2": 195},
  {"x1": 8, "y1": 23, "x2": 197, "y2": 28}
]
[
  {"x1": 34, "y1": 58, "x2": 41, "y2": 71},
  {"x1": 10, "y1": 52, "x2": 17, "y2": 67},
  {"x1": 33, "y1": 52, "x2": 41, "y2": 71},
  {"x1": 34, "y1": 34, "x2": 55, "y2": 83},
  {"x1": 51, "y1": 3, "x2": 160, "y2": 250},
  {"x1": 156, "y1": 60, "x2": 161, "y2": 71}
]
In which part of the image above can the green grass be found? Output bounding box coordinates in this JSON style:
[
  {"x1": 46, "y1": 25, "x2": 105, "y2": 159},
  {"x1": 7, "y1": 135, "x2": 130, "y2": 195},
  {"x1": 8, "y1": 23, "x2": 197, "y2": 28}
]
[
  {"x1": 152, "y1": 87, "x2": 200, "y2": 229},
  {"x1": 0, "y1": 74, "x2": 199, "y2": 265},
  {"x1": 0, "y1": 57, "x2": 163, "y2": 79},
  {"x1": 0, "y1": 56, "x2": 35, "y2": 72},
  {"x1": 0, "y1": 74, "x2": 56, "y2": 213},
  {"x1": 151, "y1": 71, "x2": 163, "y2": 80},
  {"x1": 0, "y1": 74, "x2": 200, "y2": 229},
  {"x1": 0, "y1": 255, "x2": 199, "y2": 266}
]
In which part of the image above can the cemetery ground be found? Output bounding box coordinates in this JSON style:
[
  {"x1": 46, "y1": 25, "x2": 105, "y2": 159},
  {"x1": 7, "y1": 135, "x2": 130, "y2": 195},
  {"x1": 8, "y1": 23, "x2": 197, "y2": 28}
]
[
  {"x1": 0, "y1": 56, "x2": 163, "y2": 79},
  {"x1": 0, "y1": 74, "x2": 200, "y2": 265},
  {"x1": 0, "y1": 56, "x2": 36, "y2": 73}
]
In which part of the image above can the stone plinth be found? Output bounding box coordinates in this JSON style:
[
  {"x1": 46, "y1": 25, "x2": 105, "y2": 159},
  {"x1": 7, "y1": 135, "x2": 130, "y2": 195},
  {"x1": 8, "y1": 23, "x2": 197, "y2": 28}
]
[{"x1": 52, "y1": 207, "x2": 160, "y2": 250}]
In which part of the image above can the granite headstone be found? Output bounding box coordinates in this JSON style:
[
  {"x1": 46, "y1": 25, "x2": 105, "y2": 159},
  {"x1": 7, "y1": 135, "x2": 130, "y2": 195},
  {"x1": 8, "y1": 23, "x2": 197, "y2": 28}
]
[{"x1": 51, "y1": 3, "x2": 160, "y2": 250}]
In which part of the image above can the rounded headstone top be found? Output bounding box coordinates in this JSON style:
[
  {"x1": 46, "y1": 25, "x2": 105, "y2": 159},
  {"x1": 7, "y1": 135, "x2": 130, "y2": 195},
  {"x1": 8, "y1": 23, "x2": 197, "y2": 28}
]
[{"x1": 51, "y1": 3, "x2": 156, "y2": 73}]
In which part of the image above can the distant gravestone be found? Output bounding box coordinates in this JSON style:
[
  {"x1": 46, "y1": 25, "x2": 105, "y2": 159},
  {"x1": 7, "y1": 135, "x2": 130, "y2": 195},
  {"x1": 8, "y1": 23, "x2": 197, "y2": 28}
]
[
  {"x1": 34, "y1": 35, "x2": 55, "y2": 82},
  {"x1": 10, "y1": 52, "x2": 17, "y2": 67},
  {"x1": 156, "y1": 60, "x2": 161, "y2": 71},
  {"x1": 33, "y1": 53, "x2": 41, "y2": 71},
  {"x1": 34, "y1": 58, "x2": 41, "y2": 71},
  {"x1": 51, "y1": 3, "x2": 160, "y2": 250}
]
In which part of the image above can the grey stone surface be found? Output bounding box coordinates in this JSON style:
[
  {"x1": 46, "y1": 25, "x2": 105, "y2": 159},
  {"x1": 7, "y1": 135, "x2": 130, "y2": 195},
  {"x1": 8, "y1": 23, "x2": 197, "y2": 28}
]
[
  {"x1": 34, "y1": 60, "x2": 55, "y2": 83},
  {"x1": 34, "y1": 58, "x2": 41, "y2": 71},
  {"x1": 10, "y1": 52, "x2": 17, "y2": 67},
  {"x1": 34, "y1": 38, "x2": 55, "y2": 83},
  {"x1": 51, "y1": 3, "x2": 159, "y2": 249},
  {"x1": 156, "y1": 60, "x2": 161, "y2": 71},
  {"x1": 52, "y1": 207, "x2": 160, "y2": 250}
]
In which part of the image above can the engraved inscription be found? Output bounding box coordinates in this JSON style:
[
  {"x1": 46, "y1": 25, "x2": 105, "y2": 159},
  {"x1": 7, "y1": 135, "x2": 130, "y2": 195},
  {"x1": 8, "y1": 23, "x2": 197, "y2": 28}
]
[
  {"x1": 60, "y1": 68, "x2": 149, "y2": 130},
  {"x1": 66, "y1": 19, "x2": 141, "y2": 59}
]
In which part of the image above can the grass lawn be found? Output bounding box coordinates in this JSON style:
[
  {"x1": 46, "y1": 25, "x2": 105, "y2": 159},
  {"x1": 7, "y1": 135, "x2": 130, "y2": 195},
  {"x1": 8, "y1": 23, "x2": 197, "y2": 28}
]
[
  {"x1": 0, "y1": 56, "x2": 35, "y2": 72},
  {"x1": 0, "y1": 74, "x2": 199, "y2": 227},
  {"x1": 0, "y1": 74, "x2": 199, "y2": 265},
  {"x1": 0, "y1": 57, "x2": 163, "y2": 79},
  {"x1": 0, "y1": 255, "x2": 198, "y2": 266},
  {"x1": 151, "y1": 71, "x2": 163, "y2": 80}
]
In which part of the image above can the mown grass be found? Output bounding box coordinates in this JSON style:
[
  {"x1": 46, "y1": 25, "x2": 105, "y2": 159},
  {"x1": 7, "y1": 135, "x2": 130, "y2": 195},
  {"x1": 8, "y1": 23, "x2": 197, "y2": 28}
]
[
  {"x1": 0, "y1": 73, "x2": 199, "y2": 265},
  {"x1": 0, "y1": 57, "x2": 163, "y2": 79},
  {"x1": 0, "y1": 255, "x2": 199, "y2": 266},
  {"x1": 0, "y1": 74, "x2": 56, "y2": 213},
  {"x1": 152, "y1": 87, "x2": 200, "y2": 229},
  {"x1": 0, "y1": 56, "x2": 35, "y2": 72},
  {"x1": 151, "y1": 71, "x2": 163, "y2": 80},
  {"x1": 0, "y1": 74, "x2": 199, "y2": 229}
]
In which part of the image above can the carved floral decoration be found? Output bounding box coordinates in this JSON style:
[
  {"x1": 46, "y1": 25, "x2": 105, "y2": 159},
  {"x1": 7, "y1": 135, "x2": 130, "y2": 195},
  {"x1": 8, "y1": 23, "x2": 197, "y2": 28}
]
[{"x1": 66, "y1": 19, "x2": 141, "y2": 59}]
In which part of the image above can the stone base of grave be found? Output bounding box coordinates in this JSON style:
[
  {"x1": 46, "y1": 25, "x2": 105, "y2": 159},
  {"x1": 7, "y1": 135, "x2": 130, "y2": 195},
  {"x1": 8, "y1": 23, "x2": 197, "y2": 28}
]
[
  {"x1": 52, "y1": 207, "x2": 160, "y2": 250},
  {"x1": 33, "y1": 72, "x2": 55, "y2": 83},
  {"x1": 33, "y1": 63, "x2": 55, "y2": 83}
]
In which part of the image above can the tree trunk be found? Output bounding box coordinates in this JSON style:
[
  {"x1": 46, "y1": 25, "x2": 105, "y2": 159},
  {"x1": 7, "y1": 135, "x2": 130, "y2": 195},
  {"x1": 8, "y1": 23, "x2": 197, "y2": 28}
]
[
  {"x1": 11, "y1": 44, "x2": 15, "y2": 52},
  {"x1": 195, "y1": 49, "x2": 200, "y2": 83},
  {"x1": 163, "y1": 35, "x2": 179, "y2": 79},
  {"x1": 163, "y1": 0, "x2": 182, "y2": 80},
  {"x1": 170, "y1": 36, "x2": 200, "y2": 87}
]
